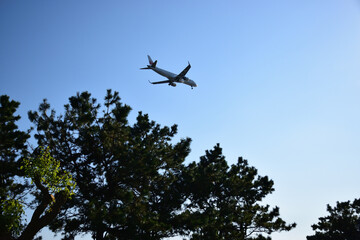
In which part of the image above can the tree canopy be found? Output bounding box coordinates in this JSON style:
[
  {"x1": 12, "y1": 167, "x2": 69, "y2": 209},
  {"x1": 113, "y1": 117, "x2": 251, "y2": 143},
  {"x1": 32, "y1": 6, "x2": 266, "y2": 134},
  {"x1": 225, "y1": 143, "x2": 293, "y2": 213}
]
[
  {"x1": 28, "y1": 90, "x2": 192, "y2": 239},
  {"x1": 182, "y1": 144, "x2": 295, "y2": 240},
  {"x1": 1, "y1": 96, "x2": 75, "y2": 240},
  {"x1": 307, "y1": 199, "x2": 360, "y2": 240},
  {"x1": 1, "y1": 90, "x2": 295, "y2": 240},
  {"x1": 0, "y1": 95, "x2": 29, "y2": 238}
]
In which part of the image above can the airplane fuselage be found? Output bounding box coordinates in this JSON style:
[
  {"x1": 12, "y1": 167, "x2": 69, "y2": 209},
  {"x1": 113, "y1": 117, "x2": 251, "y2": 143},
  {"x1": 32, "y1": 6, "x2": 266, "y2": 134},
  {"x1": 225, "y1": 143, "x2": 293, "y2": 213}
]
[{"x1": 152, "y1": 66, "x2": 177, "y2": 79}]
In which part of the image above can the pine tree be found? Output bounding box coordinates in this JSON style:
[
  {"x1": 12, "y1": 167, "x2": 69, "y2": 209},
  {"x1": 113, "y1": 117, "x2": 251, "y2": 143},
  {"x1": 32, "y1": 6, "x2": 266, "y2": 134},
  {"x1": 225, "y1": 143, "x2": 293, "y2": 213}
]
[
  {"x1": 182, "y1": 144, "x2": 296, "y2": 240},
  {"x1": 307, "y1": 199, "x2": 360, "y2": 240},
  {"x1": 29, "y1": 90, "x2": 191, "y2": 239}
]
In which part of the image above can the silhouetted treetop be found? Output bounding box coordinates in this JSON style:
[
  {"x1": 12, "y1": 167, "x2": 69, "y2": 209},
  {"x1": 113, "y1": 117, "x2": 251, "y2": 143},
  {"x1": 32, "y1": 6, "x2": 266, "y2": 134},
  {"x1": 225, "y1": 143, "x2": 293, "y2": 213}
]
[{"x1": 307, "y1": 198, "x2": 360, "y2": 240}]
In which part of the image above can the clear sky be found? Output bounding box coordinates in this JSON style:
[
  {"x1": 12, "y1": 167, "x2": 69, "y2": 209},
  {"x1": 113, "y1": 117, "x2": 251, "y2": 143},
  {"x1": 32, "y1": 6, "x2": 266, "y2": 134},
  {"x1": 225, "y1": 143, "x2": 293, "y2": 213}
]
[{"x1": 1, "y1": 1, "x2": 360, "y2": 239}]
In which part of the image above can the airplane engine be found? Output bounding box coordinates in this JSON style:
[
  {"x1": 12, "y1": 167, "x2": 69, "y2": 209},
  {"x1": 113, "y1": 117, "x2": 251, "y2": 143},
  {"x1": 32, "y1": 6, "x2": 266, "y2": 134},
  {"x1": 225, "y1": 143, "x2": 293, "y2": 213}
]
[{"x1": 169, "y1": 82, "x2": 176, "y2": 87}]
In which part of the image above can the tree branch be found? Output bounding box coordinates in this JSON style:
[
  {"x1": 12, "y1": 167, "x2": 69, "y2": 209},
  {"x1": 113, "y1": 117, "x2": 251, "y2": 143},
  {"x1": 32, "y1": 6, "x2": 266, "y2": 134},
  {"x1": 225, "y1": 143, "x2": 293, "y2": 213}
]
[{"x1": 18, "y1": 176, "x2": 68, "y2": 240}]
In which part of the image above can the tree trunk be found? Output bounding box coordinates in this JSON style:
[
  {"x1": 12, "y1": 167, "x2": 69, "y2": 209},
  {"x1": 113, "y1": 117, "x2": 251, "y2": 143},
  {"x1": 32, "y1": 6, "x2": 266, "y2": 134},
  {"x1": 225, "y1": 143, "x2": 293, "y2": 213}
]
[{"x1": 18, "y1": 191, "x2": 67, "y2": 240}]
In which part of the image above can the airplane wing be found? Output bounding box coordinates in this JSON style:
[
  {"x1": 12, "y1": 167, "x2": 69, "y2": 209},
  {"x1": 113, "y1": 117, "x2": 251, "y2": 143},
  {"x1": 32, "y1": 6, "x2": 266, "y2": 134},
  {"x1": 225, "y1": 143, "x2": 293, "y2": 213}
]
[
  {"x1": 175, "y1": 62, "x2": 191, "y2": 81},
  {"x1": 148, "y1": 80, "x2": 171, "y2": 84}
]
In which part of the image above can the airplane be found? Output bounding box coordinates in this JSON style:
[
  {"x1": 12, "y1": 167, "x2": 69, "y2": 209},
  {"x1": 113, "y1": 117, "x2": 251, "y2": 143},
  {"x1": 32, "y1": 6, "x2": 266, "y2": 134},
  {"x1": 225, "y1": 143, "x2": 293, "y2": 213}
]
[{"x1": 140, "y1": 55, "x2": 197, "y2": 89}]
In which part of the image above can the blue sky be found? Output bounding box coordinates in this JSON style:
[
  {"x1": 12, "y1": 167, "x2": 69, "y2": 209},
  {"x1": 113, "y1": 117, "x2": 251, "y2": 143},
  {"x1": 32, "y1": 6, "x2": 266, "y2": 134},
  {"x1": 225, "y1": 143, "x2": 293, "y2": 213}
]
[{"x1": 1, "y1": 1, "x2": 360, "y2": 239}]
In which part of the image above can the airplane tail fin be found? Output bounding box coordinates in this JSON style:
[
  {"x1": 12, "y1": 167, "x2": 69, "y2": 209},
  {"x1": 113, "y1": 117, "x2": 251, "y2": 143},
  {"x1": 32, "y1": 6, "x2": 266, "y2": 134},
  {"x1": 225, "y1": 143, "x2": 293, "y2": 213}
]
[
  {"x1": 148, "y1": 55, "x2": 157, "y2": 67},
  {"x1": 140, "y1": 55, "x2": 157, "y2": 69}
]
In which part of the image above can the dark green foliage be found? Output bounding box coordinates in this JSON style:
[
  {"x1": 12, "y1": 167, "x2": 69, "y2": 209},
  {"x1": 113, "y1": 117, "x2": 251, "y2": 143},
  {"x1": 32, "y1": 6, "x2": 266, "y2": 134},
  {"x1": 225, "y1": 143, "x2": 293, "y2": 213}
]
[
  {"x1": 16, "y1": 148, "x2": 76, "y2": 240},
  {"x1": 0, "y1": 95, "x2": 29, "y2": 165},
  {"x1": 28, "y1": 90, "x2": 192, "y2": 239},
  {"x1": 183, "y1": 144, "x2": 296, "y2": 240},
  {"x1": 307, "y1": 199, "x2": 360, "y2": 240},
  {"x1": 0, "y1": 95, "x2": 77, "y2": 240},
  {"x1": 0, "y1": 95, "x2": 29, "y2": 238}
]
